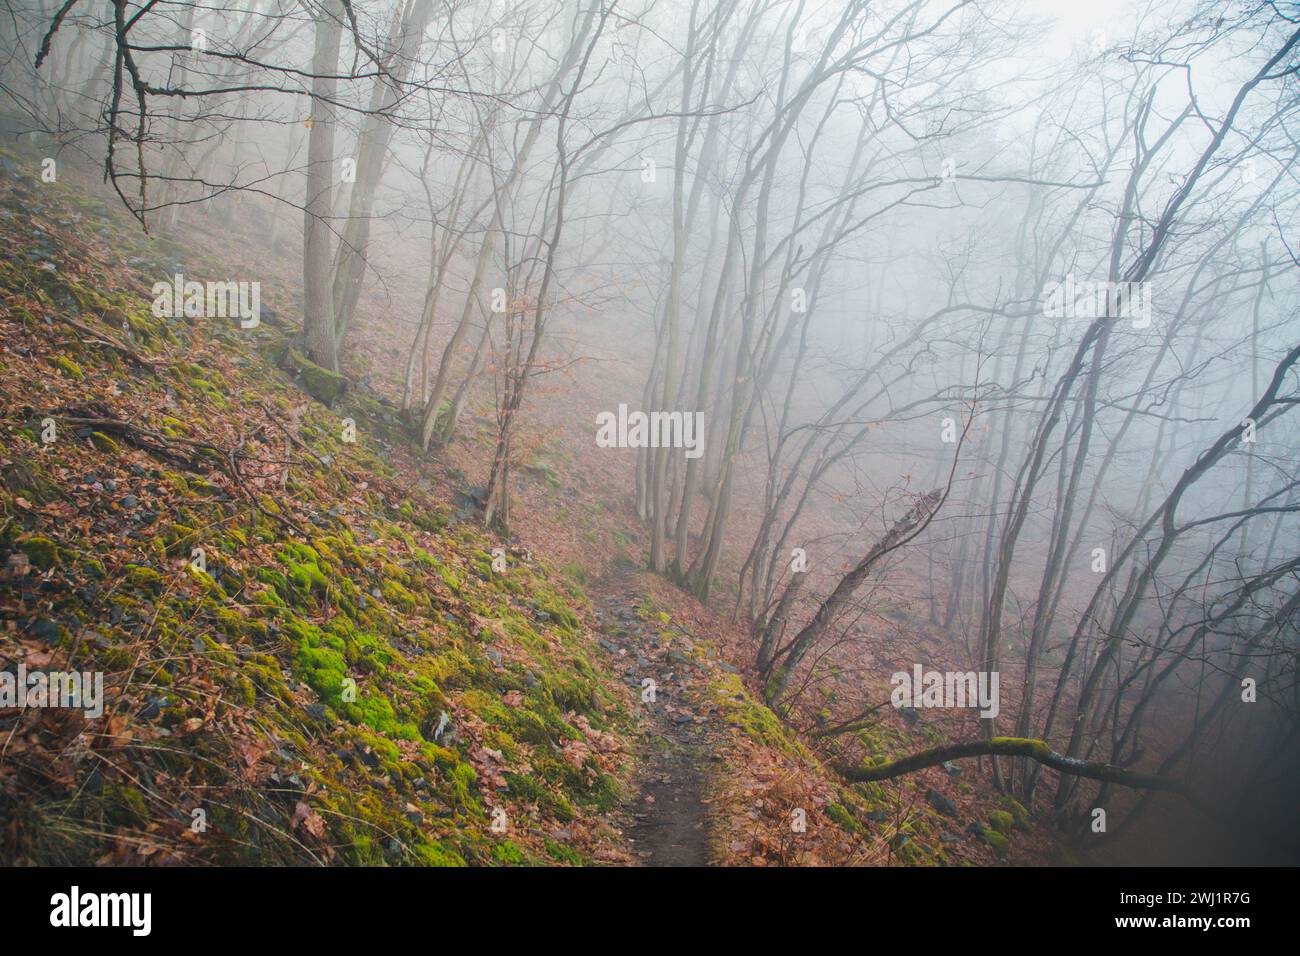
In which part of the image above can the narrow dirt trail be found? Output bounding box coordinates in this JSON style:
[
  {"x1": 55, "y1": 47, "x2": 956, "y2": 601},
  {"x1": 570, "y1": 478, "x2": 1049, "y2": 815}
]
[{"x1": 591, "y1": 567, "x2": 722, "y2": 866}]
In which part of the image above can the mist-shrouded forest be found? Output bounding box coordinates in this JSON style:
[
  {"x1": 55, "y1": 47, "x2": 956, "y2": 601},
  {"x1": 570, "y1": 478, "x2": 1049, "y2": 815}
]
[{"x1": 0, "y1": 0, "x2": 1296, "y2": 883}]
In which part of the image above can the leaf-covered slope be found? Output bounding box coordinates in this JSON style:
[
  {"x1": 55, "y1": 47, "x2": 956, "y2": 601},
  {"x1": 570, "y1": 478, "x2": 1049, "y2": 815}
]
[{"x1": 0, "y1": 144, "x2": 635, "y2": 866}]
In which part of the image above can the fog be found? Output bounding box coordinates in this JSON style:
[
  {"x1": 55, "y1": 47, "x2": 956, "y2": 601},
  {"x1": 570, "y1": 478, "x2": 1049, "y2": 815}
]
[{"x1": 2, "y1": 0, "x2": 1297, "y2": 863}]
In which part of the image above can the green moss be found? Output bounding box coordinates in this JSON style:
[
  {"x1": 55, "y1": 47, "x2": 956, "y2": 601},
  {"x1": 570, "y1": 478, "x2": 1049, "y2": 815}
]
[
  {"x1": 536, "y1": 594, "x2": 580, "y2": 632},
  {"x1": 159, "y1": 417, "x2": 192, "y2": 440},
  {"x1": 288, "y1": 561, "x2": 329, "y2": 600},
  {"x1": 353, "y1": 692, "x2": 419, "y2": 740},
  {"x1": 89, "y1": 431, "x2": 122, "y2": 454},
  {"x1": 543, "y1": 839, "x2": 585, "y2": 866},
  {"x1": 827, "y1": 802, "x2": 867, "y2": 836},
  {"x1": 426, "y1": 650, "x2": 473, "y2": 686},
  {"x1": 3, "y1": 457, "x2": 62, "y2": 504},
  {"x1": 19, "y1": 536, "x2": 60, "y2": 571},
  {"x1": 1001, "y1": 796, "x2": 1030, "y2": 829},
  {"x1": 103, "y1": 783, "x2": 150, "y2": 827},
  {"x1": 273, "y1": 544, "x2": 332, "y2": 605},
  {"x1": 125, "y1": 564, "x2": 165, "y2": 594},
  {"x1": 244, "y1": 660, "x2": 291, "y2": 704},
  {"x1": 53, "y1": 355, "x2": 84, "y2": 380},
  {"x1": 982, "y1": 829, "x2": 1010, "y2": 857},
  {"x1": 575, "y1": 770, "x2": 620, "y2": 813},
  {"x1": 281, "y1": 348, "x2": 348, "y2": 406},
  {"x1": 987, "y1": 810, "x2": 1015, "y2": 834},
  {"x1": 380, "y1": 578, "x2": 421, "y2": 612},
  {"x1": 124, "y1": 307, "x2": 179, "y2": 346},
  {"x1": 504, "y1": 772, "x2": 575, "y2": 822},
  {"x1": 537, "y1": 658, "x2": 602, "y2": 714},
  {"x1": 213, "y1": 606, "x2": 266, "y2": 642},
  {"x1": 164, "y1": 524, "x2": 197, "y2": 554},
  {"x1": 448, "y1": 762, "x2": 479, "y2": 809},
  {"x1": 490, "y1": 840, "x2": 527, "y2": 865},
  {"x1": 0, "y1": 211, "x2": 641, "y2": 864},
  {"x1": 433, "y1": 562, "x2": 464, "y2": 593},
  {"x1": 507, "y1": 708, "x2": 555, "y2": 746},
  {"x1": 710, "y1": 672, "x2": 806, "y2": 758},
  {"x1": 413, "y1": 841, "x2": 466, "y2": 867},
  {"x1": 989, "y1": 736, "x2": 1052, "y2": 760},
  {"x1": 224, "y1": 673, "x2": 257, "y2": 707},
  {"x1": 186, "y1": 565, "x2": 225, "y2": 597}
]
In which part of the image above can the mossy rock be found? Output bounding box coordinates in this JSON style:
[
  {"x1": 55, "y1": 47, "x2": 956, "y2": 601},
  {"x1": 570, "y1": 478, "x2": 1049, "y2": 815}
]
[
  {"x1": 53, "y1": 355, "x2": 84, "y2": 380},
  {"x1": 90, "y1": 431, "x2": 121, "y2": 454},
  {"x1": 1001, "y1": 796, "x2": 1030, "y2": 829},
  {"x1": 987, "y1": 810, "x2": 1015, "y2": 834},
  {"x1": 159, "y1": 417, "x2": 192, "y2": 440},
  {"x1": 981, "y1": 829, "x2": 1010, "y2": 856},
  {"x1": 19, "y1": 536, "x2": 60, "y2": 571}
]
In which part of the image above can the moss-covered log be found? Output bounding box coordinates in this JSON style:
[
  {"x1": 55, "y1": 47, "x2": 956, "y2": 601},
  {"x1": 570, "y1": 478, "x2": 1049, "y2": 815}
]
[{"x1": 840, "y1": 736, "x2": 1187, "y2": 795}]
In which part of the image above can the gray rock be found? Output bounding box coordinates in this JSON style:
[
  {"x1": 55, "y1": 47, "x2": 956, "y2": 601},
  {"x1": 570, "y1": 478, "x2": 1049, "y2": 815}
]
[
  {"x1": 926, "y1": 788, "x2": 958, "y2": 817},
  {"x1": 29, "y1": 618, "x2": 59, "y2": 642}
]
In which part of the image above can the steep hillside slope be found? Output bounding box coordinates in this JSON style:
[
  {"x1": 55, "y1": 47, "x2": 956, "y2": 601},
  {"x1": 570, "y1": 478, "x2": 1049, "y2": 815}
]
[{"x1": 0, "y1": 144, "x2": 634, "y2": 866}]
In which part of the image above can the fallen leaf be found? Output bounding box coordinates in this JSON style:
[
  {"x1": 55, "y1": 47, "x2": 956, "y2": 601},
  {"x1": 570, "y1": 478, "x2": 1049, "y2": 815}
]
[{"x1": 293, "y1": 801, "x2": 326, "y2": 838}]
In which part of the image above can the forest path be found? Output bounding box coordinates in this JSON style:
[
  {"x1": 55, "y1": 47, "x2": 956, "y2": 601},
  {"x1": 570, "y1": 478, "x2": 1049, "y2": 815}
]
[{"x1": 592, "y1": 566, "x2": 722, "y2": 866}]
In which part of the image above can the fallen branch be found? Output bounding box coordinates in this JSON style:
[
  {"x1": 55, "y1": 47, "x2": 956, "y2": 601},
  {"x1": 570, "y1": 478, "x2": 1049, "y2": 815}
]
[
  {"x1": 839, "y1": 736, "x2": 1187, "y2": 795},
  {"x1": 46, "y1": 312, "x2": 169, "y2": 371},
  {"x1": 52, "y1": 408, "x2": 219, "y2": 472}
]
